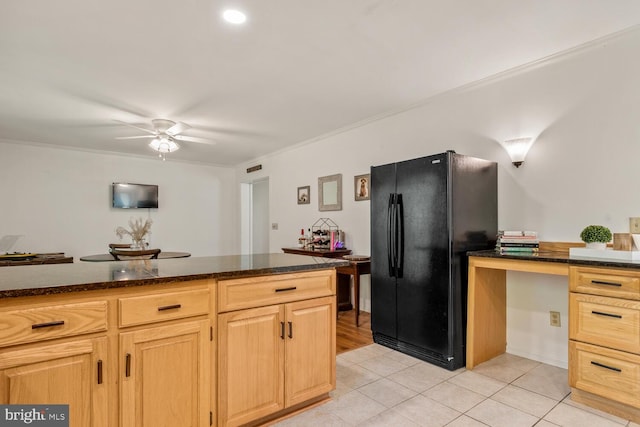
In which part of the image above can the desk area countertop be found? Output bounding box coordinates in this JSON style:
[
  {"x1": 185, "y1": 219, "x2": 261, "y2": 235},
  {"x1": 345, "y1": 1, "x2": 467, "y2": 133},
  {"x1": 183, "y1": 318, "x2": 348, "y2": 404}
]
[
  {"x1": 0, "y1": 253, "x2": 349, "y2": 299},
  {"x1": 468, "y1": 248, "x2": 640, "y2": 269},
  {"x1": 466, "y1": 249, "x2": 640, "y2": 370}
]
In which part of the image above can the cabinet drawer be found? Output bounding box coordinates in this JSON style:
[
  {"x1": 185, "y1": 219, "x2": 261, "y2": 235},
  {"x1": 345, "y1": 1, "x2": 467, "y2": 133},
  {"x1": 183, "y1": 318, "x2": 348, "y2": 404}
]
[
  {"x1": 119, "y1": 288, "x2": 210, "y2": 327},
  {"x1": 570, "y1": 266, "x2": 640, "y2": 300},
  {"x1": 0, "y1": 301, "x2": 108, "y2": 347},
  {"x1": 218, "y1": 270, "x2": 335, "y2": 312},
  {"x1": 570, "y1": 340, "x2": 640, "y2": 408},
  {"x1": 569, "y1": 293, "x2": 640, "y2": 354}
]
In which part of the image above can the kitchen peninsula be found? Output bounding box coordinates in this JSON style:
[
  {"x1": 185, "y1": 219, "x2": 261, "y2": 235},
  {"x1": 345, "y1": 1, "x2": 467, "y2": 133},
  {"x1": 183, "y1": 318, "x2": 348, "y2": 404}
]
[{"x1": 0, "y1": 253, "x2": 348, "y2": 427}]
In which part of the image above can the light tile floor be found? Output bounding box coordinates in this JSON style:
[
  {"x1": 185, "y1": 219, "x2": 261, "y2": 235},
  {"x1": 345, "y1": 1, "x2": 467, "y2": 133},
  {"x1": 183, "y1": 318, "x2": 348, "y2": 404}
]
[{"x1": 274, "y1": 344, "x2": 640, "y2": 427}]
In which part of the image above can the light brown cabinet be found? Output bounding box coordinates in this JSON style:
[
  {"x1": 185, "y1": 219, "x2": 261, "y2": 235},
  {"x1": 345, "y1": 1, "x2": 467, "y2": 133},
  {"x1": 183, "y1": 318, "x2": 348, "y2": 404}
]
[
  {"x1": 0, "y1": 268, "x2": 337, "y2": 427},
  {"x1": 0, "y1": 278, "x2": 214, "y2": 427},
  {"x1": 120, "y1": 319, "x2": 211, "y2": 427},
  {"x1": 118, "y1": 280, "x2": 213, "y2": 427},
  {"x1": 569, "y1": 265, "x2": 640, "y2": 422},
  {"x1": 0, "y1": 337, "x2": 109, "y2": 427},
  {"x1": 217, "y1": 271, "x2": 336, "y2": 427}
]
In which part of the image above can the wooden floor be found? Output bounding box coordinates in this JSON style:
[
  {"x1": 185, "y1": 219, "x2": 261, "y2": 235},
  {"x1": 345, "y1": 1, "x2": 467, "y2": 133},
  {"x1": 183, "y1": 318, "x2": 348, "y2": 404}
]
[{"x1": 336, "y1": 309, "x2": 373, "y2": 354}]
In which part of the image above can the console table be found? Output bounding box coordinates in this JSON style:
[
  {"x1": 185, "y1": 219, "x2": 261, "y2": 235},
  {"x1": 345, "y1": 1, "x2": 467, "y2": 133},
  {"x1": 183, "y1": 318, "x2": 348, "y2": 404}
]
[
  {"x1": 280, "y1": 247, "x2": 351, "y2": 258},
  {"x1": 335, "y1": 258, "x2": 371, "y2": 326},
  {"x1": 281, "y1": 247, "x2": 353, "y2": 311}
]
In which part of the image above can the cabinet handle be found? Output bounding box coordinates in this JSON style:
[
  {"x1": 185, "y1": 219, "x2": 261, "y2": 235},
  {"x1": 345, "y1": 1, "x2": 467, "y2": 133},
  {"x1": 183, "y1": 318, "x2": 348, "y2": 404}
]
[
  {"x1": 275, "y1": 286, "x2": 297, "y2": 292},
  {"x1": 125, "y1": 353, "x2": 131, "y2": 377},
  {"x1": 591, "y1": 280, "x2": 622, "y2": 287},
  {"x1": 97, "y1": 360, "x2": 103, "y2": 384},
  {"x1": 288, "y1": 321, "x2": 293, "y2": 339},
  {"x1": 280, "y1": 322, "x2": 285, "y2": 339},
  {"x1": 158, "y1": 304, "x2": 181, "y2": 311},
  {"x1": 31, "y1": 320, "x2": 65, "y2": 329},
  {"x1": 591, "y1": 360, "x2": 622, "y2": 372},
  {"x1": 591, "y1": 310, "x2": 622, "y2": 319}
]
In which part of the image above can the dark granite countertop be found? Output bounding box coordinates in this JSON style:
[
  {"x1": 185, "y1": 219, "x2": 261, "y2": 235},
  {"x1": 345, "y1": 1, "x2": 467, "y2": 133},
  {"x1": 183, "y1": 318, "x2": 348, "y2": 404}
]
[
  {"x1": 468, "y1": 249, "x2": 640, "y2": 269},
  {"x1": 0, "y1": 253, "x2": 349, "y2": 299}
]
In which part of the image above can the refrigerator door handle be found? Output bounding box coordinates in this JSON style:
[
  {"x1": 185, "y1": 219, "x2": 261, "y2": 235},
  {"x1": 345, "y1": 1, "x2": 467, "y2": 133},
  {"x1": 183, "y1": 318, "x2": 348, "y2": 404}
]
[
  {"x1": 396, "y1": 194, "x2": 404, "y2": 278},
  {"x1": 387, "y1": 193, "x2": 396, "y2": 277}
]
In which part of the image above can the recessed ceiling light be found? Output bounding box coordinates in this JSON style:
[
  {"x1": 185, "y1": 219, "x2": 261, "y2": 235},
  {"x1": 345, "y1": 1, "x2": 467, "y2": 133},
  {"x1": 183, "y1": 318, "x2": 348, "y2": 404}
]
[{"x1": 222, "y1": 9, "x2": 247, "y2": 24}]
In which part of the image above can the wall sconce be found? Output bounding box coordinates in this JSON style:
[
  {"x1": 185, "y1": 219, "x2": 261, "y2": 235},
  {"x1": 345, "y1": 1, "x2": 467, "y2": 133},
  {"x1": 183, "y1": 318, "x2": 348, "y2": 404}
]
[{"x1": 501, "y1": 137, "x2": 535, "y2": 167}]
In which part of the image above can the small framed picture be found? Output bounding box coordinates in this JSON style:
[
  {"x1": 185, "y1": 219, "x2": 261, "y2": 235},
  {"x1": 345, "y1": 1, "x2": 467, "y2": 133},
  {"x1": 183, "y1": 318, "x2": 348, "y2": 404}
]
[
  {"x1": 354, "y1": 174, "x2": 370, "y2": 201},
  {"x1": 297, "y1": 186, "x2": 310, "y2": 204}
]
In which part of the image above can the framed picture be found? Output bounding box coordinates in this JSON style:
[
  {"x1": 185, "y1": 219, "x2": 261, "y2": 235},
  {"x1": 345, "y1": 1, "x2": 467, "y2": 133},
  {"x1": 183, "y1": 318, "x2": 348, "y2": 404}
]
[
  {"x1": 354, "y1": 174, "x2": 370, "y2": 201},
  {"x1": 318, "y1": 174, "x2": 342, "y2": 211},
  {"x1": 297, "y1": 186, "x2": 310, "y2": 204}
]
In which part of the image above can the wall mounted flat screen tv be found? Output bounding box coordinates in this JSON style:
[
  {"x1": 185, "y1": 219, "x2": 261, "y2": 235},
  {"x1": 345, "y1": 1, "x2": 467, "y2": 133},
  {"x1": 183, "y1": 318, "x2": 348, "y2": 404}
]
[{"x1": 112, "y1": 183, "x2": 158, "y2": 209}]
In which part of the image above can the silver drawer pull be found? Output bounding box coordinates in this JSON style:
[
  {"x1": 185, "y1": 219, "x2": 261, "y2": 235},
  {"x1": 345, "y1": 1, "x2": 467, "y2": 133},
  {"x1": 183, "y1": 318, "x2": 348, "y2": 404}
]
[
  {"x1": 32, "y1": 320, "x2": 65, "y2": 329},
  {"x1": 591, "y1": 361, "x2": 621, "y2": 372},
  {"x1": 275, "y1": 286, "x2": 297, "y2": 292},
  {"x1": 591, "y1": 310, "x2": 622, "y2": 319},
  {"x1": 591, "y1": 280, "x2": 622, "y2": 287},
  {"x1": 158, "y1": 304, "x2": 181, "y2": 311}
]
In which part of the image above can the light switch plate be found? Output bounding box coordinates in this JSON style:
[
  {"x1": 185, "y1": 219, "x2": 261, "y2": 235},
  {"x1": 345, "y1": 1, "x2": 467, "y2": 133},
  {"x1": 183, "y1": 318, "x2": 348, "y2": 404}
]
[
  {"x1": 630, "y1": 218, "x2": 640, "y2": 234},
  {"x1": 550, "y1": 311, "x2": 561, "y2": 327}
]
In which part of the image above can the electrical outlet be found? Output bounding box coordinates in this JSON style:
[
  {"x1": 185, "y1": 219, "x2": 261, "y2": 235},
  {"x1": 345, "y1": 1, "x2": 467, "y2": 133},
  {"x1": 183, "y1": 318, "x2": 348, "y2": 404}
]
[
  {"x1": 271, "y1": 223, "x2": 278, "y2": 230},
  {"x1": 550, "y1": 311, "x2": 561, "y2": 327},
  {"x1": 630, "y1": 218, "x2": 640, "y2": 234}
]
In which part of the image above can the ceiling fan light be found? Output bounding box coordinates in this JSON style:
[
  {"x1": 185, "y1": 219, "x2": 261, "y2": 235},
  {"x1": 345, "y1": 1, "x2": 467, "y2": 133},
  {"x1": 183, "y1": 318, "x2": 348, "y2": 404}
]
[{"x1": 149, "y1": 137, "x2": 180, "y2": 154}]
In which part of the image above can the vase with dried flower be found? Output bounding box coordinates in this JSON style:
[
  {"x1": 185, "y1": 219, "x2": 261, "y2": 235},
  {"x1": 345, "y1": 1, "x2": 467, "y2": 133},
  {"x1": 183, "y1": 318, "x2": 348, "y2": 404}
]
[{"x1": 115, "y1": 217, "x2": 152, "y2": 250}]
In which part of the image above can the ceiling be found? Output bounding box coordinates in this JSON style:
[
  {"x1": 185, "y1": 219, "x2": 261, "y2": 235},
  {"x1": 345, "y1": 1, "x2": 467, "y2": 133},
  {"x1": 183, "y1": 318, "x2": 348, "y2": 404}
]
[{"x1": 2, "y1": 1, "x2": 640, "y2": 166}]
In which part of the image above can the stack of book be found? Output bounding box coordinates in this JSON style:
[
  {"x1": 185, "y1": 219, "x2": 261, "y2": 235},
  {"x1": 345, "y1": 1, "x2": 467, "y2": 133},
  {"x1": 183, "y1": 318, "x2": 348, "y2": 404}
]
[{"x1": 496, "y1": 230, "x2": 539, "y2": 253}]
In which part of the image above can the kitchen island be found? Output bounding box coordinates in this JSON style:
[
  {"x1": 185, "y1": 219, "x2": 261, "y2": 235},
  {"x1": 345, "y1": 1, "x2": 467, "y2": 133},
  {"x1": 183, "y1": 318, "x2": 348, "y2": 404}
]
[{"x1": 0, "y1": 253, "x2": 348, "y2": 427}]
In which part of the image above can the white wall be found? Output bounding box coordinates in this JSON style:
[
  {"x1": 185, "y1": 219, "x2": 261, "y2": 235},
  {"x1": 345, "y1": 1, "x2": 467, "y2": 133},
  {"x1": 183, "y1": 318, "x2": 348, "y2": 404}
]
[
  {"x1": 0, "y1": 142, "x2": 238, "y2": 258},
  {"x1": 235, "y1": 28, "x2": 640, "y2": 367}
]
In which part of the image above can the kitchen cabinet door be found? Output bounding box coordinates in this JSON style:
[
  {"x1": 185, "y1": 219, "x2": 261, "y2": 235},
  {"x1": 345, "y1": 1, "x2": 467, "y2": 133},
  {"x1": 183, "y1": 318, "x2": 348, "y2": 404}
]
[
  {"x1": 120, "y1": 320, "x2": 210, "y2": 427},
  {"x1": 0, "y1": 337, "x2": 108, "y2": 427},
  {"x1": 218, "y1": 305, "x2": 284, "y2": 427},
  {"x1": 285, "y1": 296, "x2": 335, "y2": 407}
]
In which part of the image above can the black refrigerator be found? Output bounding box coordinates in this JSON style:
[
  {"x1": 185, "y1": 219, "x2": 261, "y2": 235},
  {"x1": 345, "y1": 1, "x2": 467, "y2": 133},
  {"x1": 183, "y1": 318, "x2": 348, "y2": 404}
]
[{"x1": 370, "y1": 151, "x2": 497, "y2": 370}]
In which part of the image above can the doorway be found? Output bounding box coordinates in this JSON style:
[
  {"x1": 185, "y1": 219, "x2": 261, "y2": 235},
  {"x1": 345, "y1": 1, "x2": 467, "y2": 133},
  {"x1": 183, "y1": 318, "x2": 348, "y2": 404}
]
[{"x1": 240, "y1": 178, "x2": 270, "y2": 255}]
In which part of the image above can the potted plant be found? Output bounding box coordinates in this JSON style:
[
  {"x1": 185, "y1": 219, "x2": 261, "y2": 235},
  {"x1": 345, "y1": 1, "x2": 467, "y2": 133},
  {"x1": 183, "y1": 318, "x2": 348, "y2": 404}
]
[{"x1": 580, "y1": 225, "x2": 612, "y2": 249}]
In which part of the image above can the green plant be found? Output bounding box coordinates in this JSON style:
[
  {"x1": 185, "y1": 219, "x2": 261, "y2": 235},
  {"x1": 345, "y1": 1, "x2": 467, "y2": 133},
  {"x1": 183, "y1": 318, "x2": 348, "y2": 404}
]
[{"x1": 579, "y1": 225, "x2": 612, "y2": 243}]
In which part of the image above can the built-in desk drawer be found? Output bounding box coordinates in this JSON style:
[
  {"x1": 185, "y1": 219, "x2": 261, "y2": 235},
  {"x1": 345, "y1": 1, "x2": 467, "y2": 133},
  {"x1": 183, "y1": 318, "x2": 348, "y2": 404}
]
[
  {"x1": 217, "y1": 270, "x2": 335, "y2": 313},
  {"x1": 119, "y1": 287, "x2": 210, "y2": 327},
  {"x1": 570, "y1": 293, "x2": 640, "y2": 354},
  {"x1": 570, "y1": 266, "x2": 640, "y2": 300},
  {"x1": 0, "y1": 301, "x2": 108, "y2": 347},
  {"x1": 570, "y1": 340, "x2": 640, "y2": 408}
]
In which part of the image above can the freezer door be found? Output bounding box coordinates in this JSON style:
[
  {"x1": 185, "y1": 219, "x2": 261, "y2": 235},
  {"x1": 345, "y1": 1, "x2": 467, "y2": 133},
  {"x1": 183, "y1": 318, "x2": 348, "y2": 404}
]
[
  {"x1": 370, "y1": 162, "x2": 398, "y2": 338},
  {"x1": 395, "y1": 154, "x2": 450, "y2": 356}
]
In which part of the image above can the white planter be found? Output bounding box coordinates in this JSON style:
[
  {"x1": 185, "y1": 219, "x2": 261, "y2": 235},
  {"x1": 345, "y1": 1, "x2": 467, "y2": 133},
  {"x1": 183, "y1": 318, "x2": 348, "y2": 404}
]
[{"x1": 585, "y1": 242, "x2": 607, "y2": 250}]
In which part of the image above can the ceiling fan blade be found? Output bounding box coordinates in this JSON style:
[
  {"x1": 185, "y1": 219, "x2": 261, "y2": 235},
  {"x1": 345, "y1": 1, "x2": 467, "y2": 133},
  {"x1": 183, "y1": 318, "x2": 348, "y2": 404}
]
[
  {"x1": 174, "y1": 135, "x2": 217, "y2": 145},
  {"x1": 166, "y1": 121, "x2": 191, "y2": 136},
  {"x1": 114, "y1": 120, "x2": 157, "y2": 135},
  {"x1": 116, "y1": 135, "x2": 156, "y2": 140}
]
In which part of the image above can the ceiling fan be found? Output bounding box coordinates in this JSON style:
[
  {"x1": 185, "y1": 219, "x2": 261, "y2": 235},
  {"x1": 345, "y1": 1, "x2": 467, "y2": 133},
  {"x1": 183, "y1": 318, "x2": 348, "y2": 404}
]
[{"x1": 115, "y1": 119, "x2": 216, "y2": 160}]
